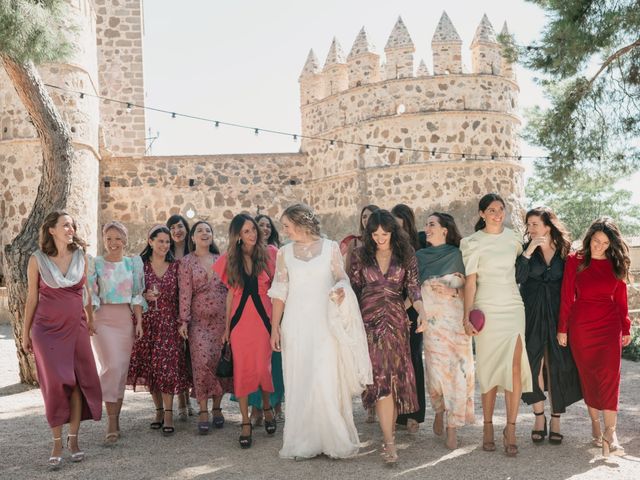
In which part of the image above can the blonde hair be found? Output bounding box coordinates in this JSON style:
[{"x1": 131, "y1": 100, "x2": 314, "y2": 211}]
[{"x1": 282, "y1": 203, "x2": 321, "y2": 237}]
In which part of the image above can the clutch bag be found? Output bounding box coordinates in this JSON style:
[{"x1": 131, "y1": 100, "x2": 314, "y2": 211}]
[{"x1": 469, "y1": 309, "x2": 485, "y2": 332}]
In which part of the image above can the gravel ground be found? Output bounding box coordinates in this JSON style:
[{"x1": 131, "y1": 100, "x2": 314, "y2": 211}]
[{"x1": 1, "y1": 323, "x2": 639, "y2": 480}]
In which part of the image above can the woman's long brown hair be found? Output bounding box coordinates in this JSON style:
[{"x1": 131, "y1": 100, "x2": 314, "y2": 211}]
[{"x1": 226, "y1": 214, "x2": 270, "y2": 288}]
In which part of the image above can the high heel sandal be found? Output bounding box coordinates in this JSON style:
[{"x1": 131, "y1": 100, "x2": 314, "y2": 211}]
[
  {"x1": 150, "y1": 408, "x2": 164, "y2": 430},
  {"x1": 67, "y1": 434, "x2": 85, "y2": 462},
  {"x1": 162, "y1": 409, "x2": 175, "y2": 436},
  {"x1": 264, "y1": 407, "x2": 277, "y2": 435},
  {"x1": 239, "y1": 422, "x2": 253, "y2": 449},
  {"x1": 105, "y1": 414, "x2": 120, "y2": 445},
  {"x1": 211, "y1": 407, "x2": 225, "y2": 429},
  {"x1": 503, "y1": 422, "x2": 518, "y2": 457},
  {"x1": 482, "y1": 421, "x2": 496, "y2": 451},
  {"x1": 548, "y1": 414, "x2": 563, "y2": 445},
  {"x1": 531, "y1": 410, "x2": 547, "y2": 444},
  {"x1": 381, "y1": 439, "x2": 398, "y2": 464},
  {"x1": 602, "y1": 426, "x2": 624, "y2": 457},
  {"x1": 48, "y1": 437, "x2": 63, "y2": 470},
  {"x1": 178, "y1": 406, "x2": 188, "y2": 422},
  {"x1": 197, "y1": 410, "x2": 210, "y2": 435}
]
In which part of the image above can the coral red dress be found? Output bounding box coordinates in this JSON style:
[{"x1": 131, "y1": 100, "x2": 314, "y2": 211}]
[
  {"x1": 212, "y1": 251, "x2": 276, "y2": 397},
  {"x1": 558, "y1": 254, "x2": 630, "y2": 411}
]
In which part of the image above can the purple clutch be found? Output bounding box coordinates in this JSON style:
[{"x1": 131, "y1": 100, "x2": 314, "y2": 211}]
[{"x1": 469, "y1": 309, "x2": 485, "y2": 332}]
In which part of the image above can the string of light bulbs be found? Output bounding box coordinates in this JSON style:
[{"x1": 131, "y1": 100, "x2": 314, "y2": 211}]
[{"x1": 44, "y1": 82, "x2": 563, "y2": 162}]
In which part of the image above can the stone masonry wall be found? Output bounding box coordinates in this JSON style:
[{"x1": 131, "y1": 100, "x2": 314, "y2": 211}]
[
  {"x1": 0, "y1": 0, "x2": 101, "y2": 281},
  {"x1": 95, "y1": 0, "x2": 146, "y2": 156},
  {"x1": 99, "y1": 153, "x2": 308, "y2": 253}
]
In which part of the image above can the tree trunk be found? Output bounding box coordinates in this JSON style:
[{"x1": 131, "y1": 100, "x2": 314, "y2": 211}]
[{"x1": 0, "y1": 55, "x2": 75, "y2": 385}]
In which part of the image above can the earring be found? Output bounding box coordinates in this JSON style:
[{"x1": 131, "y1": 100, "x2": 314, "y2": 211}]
[{"x1": 237, "y1": 239, "x2": 242, "y2": 245}]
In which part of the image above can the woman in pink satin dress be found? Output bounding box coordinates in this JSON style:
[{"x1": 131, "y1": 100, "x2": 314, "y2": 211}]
[{"x1": 22, "y1": 211, "x2": 102, "y2": 469}]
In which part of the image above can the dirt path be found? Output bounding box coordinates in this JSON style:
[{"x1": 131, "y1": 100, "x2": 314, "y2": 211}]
[{"x1": 1, "y1": 323, "x2": 638, "y2": 479}]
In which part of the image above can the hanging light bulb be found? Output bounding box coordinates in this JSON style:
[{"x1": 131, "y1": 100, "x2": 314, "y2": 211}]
[{"x1": 126, "y1": 103, "x2": 132, "y2": 113}]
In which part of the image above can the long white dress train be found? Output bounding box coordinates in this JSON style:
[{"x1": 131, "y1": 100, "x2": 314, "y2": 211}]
[{"x1": 268, "y1": 238, "x2": 368, "y2": 459}]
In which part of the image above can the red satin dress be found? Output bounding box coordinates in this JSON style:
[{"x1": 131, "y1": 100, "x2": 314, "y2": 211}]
[
  {"x1": 558, "y1": 254, "x2": 630, "y2": 411},
  {"x1": 31, "y1": 276, "x2": 102, "y2": 427}
]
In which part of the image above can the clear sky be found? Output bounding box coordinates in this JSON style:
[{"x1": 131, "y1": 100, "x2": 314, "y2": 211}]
[{"x1": 140, "y1": 0, "x2": 639, "y2": 198}]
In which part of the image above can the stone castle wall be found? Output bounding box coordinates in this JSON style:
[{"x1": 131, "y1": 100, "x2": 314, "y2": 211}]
[
  {"x1": 95, "y1": 0, "x2": 146, "y2": 157},
  {"x1": 98, "y1": 153, "x2": 308, "y2": 253},
  {"x1": 0, "y1": 0, "x2": 101, "y2": 280}
]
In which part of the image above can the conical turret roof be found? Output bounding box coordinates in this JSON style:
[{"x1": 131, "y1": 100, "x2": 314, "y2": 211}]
[
  {"x1": 500, "y1": 21, "x2": 510, "y2": 36},
  {"x1": 323, "y1": 37, "x2": 346, "y2": 68},
  {"x1": 416, "y1": 59, "x2": 430, "y2": 76},
  {"x1": 348, "y1": 27, "x2": 376, "y2": 59},
  {"x1": 299, "y1": 49, "x2": 320, "y2": 78},
  {"x1": 432, "y1": 11, "x2": 461, "y2": 43},
  {"x1": 472, "y1": 14, "x2": 497, "y2": 45},
  {"x1": 385, "y1": 16, "x2": 414, "y2": 50}
]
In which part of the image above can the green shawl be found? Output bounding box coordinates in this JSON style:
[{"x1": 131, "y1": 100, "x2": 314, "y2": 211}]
[{"x1": 415, "y1": 244, "x2": 465, "y2": 283}]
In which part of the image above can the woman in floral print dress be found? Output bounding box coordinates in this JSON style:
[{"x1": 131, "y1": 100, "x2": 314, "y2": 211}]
[
  {"x1": 128, "y1": 225, "x2": 189, "y2": 436},
  {"x1": 178, "y1": 220, "x2": 233, "y2": 434}
]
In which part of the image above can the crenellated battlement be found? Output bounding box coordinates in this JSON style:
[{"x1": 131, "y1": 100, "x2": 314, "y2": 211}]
[{"x1": 300, "y1": 12, "x2": 515, "y2": 106}]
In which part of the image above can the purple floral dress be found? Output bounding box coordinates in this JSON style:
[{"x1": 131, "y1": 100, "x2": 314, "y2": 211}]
[
  {"x1": 128, "y1": 261, "x2": 190, "y2": 394},
  {"x1": 178, "y1": 253, "x2": 233, "y2": 400},
  {"x1": 348, "y1": 248, "x2": 420, "y2": 414}
]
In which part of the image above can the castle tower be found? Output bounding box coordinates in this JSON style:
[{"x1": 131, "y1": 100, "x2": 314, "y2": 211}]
[
  {"x1": 94, "y1": 0, "x2": 146, "y2": 157},
  {"x1": 500, "y1": 22, "x2": 516, "y2": 80},
  {"x1": 322, "y1": 38, "x2": 349, "y2": 97},
  {"x1": 384, "y1": 17, "x2": 415, "y2": 80},
  {"x1": 0, "y1": 0, "x2": 101, "y2": 266},
  {"x1": 431, "y1": 11, "x2": 463, "y2": 74},
  {"x1": 300, "y1": 15, "x2": 524, "y2": 237},
  {"x1": 347, "y1": 27, "x2": 380, "y2": 88},
  {"x1": 299, "y1": 49, "x2": 323, "y2": 105},
  {"x1": 416, "y1": 59, "x2": 430, "y2": 77},
  {"x1": 471, "y1": 14, "x2": 502, "y2": 74}
]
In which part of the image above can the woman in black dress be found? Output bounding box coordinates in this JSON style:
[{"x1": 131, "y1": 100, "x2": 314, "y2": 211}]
[
  {"x1": 516, "y1": 207, "x2": 582, "y2": 444},
  {"x1": 391, "y1": 204, "x2": 426, "y2": 434}
]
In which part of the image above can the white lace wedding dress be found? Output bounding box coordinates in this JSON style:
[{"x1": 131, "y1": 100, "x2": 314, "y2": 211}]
[{"x1": 268, "y1": 238, "x2": 362, "y2": 459}]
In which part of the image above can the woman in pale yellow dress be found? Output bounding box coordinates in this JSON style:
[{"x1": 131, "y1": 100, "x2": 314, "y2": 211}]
[
  {"x1": 460, "y1": 194, "x2": 532, "y2": 457},
  {"x1": 418, "y1": 213, "x2": 475, "y2": 450}
]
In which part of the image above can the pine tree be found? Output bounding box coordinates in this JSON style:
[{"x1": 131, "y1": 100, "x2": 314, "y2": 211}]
[
  {"x1": 501, "y1": 0, "x2": 640, "y2": 179},
  {"x1": 0, "y1": 0, "x2": 76, "y2": 384}
]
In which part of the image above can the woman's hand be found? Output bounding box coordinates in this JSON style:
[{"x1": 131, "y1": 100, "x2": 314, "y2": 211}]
[
  {"x1": 178, "y1": 323, "x2": 188, "y2": 340},
  {"x1": 415, "y1": 312, "x2": 427, "y2": 333},
  {"x1": 329, "y1": 287, "x2": 345, "y2": 305},
  {"x1": 135, "y1": 321, "x2": 144, "y2": 339},
  {"x1": 462, "y1": 316, "x2": 478, "y2": 337},
  {"x1": 525, "y1": 236, "x2": 548, "y2": 257},
  {"x1": 87, "y1": 320, "x2": 97, "y2": 336},
  {"x1": 222, "y1": 327, "x2": 230, "y2": 344},
  {"x1": 270, "y1": 328, "x2": 281, "y2": 352},
  {"x1": 557, "y1": 332, "x2": 568, "y2": 347},
  {"x1": 22, "y1": 332, "x2": 33, "y2": 354},
  {"x1": 622, "y1": 335, "x2": 632, "y2": 347},
  {"x1": 143, "y1": 290, "x2": 158, "y2": 302},
  {"x1": 430, "y1": 281, "x2": 456, "y2": 297}
]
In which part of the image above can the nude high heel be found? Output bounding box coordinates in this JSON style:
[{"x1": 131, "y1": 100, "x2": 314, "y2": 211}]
[{"x1": 48, "y1": 437, "x2": 63, "y2": 470}]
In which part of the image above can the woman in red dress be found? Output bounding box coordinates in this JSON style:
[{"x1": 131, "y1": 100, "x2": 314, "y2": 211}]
[
  {"x1": 128, "y1": 225, "x2": 190, "y2": 436},
  {"x1": 558, "y1": 217, "x2": 631, "y2": 456},
  {"x1": 213, "y1": 214, "x2": 277, "y2": 448},
  {"x1": 22, "y1": 211, "x2": 102, "y2": 468}
]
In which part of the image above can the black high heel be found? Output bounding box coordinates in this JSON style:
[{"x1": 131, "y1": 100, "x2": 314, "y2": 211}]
[
  {"x1": 531, "y1": 410, "x2": 547, "y2": 443},
  {"x1": 150, "y1": 408, "x2": 164, "y2": 430},
  {"x1": 162, "y1": 409, "x2": 175, "y2": 436},
  {"x1": 264, "y1": 407, "x2": 277, "y2": 435},
  {"x1": 239, "y1": 422, "x2": 253, "y2": 448},
  {"x1": 548, "y1": 414, "x2": 563, "y2": 445}
]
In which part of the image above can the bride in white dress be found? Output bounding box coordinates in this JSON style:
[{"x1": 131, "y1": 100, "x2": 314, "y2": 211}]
[{"x1": 269, "y1": 204, "x2": 371, "y2": 459}]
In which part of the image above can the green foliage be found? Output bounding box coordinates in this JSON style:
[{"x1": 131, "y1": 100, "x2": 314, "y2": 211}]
[
  {"x1": 0, "y1": 0, "x2": 72, "y2": 64},
  {"x1": 505, "y1": 0, "x2": 640, "y2": 179},
  {"x1": 526, "y1": 165, "x2": 640, "y2": 240},
  {"x1": 622, "y1": 327, "x2": 640, "y2": 362}
]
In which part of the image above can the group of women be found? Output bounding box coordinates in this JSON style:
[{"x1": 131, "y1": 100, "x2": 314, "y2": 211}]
[{"x1": 21, "y1": 192, "x2": 632, "y2": 469}]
